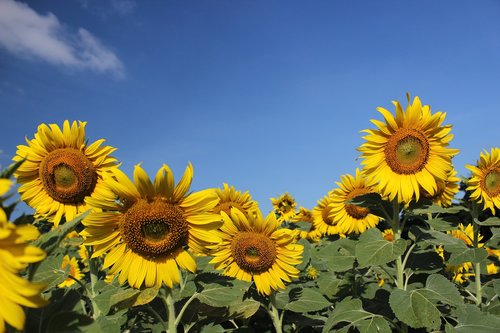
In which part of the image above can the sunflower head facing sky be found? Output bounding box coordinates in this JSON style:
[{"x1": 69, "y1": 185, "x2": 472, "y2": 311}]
[
  {"x1": 466, "y1": 147, "x2": 500, "y2": 214},
  {"x1": 358, "y1": 95, "x2": 459, "y2": 204},
  {"x1": 81, "y1": 163, "x2": 222, "y2": 289},
  {"x1": 271, "y1": 192, "x2": 297, "y2": 222},
  {"x1": 210, "y1": 207, "x2": 303, "y2": 296},
  {"x1": 329, "y1": 168, "x2": 380, "y2": 235},
  {"x1": 13, "y1": 120, "x2": 119, "y2": 226},
  {"x1": 212, "y1": 183, "x2": 259, "y2": 217}
]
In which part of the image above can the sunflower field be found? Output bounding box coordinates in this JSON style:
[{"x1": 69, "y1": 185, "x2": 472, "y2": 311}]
[{"x1": 1, "y1": 94, "x2": 499, "y2": 333}]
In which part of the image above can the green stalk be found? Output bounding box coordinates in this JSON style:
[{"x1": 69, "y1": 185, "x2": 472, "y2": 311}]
[
  {"x1": 87, "y1": 246, "x2": 101, "y2": 318},
  {"x1": 471, "y1": 202, "x2": 482, "y2": 306},
  {"x1": 268, "y1": 292, "x2": 283, "y2": 333},
  {"x1": 162, "y1": 287, "x2": 177, "y2": 333},
  {"x1": 391, "y1": 200, "x2": 405, "y2": 290}
]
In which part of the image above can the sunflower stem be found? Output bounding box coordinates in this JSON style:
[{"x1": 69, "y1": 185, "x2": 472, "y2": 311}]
[
  {"x1": 163, "y1": 287, "x2": 177, "y2": 333},
  {"x1": 87, "y1": 247, "x2": 102, "y2": 318},
  {"x1": 268, "y1": 292, "x2": 283, "y2": 333},
  {"x1": 391, "y1": 200, "x2": 405, "y2": 290},
  {"x1": 471, "y1": 202, "x2": 482, "y2": 306}
]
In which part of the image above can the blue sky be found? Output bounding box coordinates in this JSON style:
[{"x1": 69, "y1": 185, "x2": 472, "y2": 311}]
[{"x1": 1, "y1": 0, "x2": 499, "y2": 216}]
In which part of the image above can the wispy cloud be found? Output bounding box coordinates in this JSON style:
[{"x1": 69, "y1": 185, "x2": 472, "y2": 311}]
[
  {"x1": 0, "y1": 0, "x2": 124, "y2": 78},
  {"x1": 110, "y1": 0, "x2": 136, "y2": 15},
  {"x1": 78, "y1": 0, "x2": 136, "y2": 18}
]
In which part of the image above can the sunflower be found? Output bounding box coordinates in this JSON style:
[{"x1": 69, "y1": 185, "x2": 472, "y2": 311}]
[
  {"x1": 210, "y1": 208, "x2": 303, "y2": 296},
  {"x1": 382, "y1": 229, "x2": 394, "y2": 242},
  {"x1": 0, "y1": 213, "x2": 47, "y2": 332},
  {"x1": 13, "y1": 120, "x2": 119, "y2": 226},
  {"x1": 271, "y1": 192, "x2": 297, "y2": 222},
  {"x1": 422, "y1": 168, "x2": 460, "y2": 207},
  {"x1": 212, "y1": 183, "x2": 259, "y2": 217},
  {"x1": 291, "y1": 207, "x2": 321, "y2": 241},
  {"x1": 312, "y1": 194, "x2": 341, "y2": 236},
  {"x1": 81, "y1": 163, "x2": 222, "y2": 289},
  {"x1": 466, "y1": 147, "x2": 500, "y2": 214},
  {"x1": 329, "y1": 168, "x2": 380, "y2": 235},
  {"x1": 358, "y1": 95, "x2": 459, "y2": 204},
  {"x1": 58, "y1": 255, "x2": 84, "y2": 288}
]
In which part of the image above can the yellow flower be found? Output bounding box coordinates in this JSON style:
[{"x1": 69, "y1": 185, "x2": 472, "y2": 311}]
[
  {"x1": 13, "y1": 120, "x2": 119, "y2": 226},
  {"x1": 81, "y1": 163, "x2": 222, "y2": 289},
  {"x1": 329, "y1": 169, "x2": 380, "y2": 235},
  {"x1": 358, "y1": 95, "x2": 458, "y2": 204},
  {"x1": 271, "y1": 192, "x2": 297, "y2": 222},
  {"x1": 421, "y1": 168, "x2": 460, "y2": 207},
  {"x1": 312, "y1": 194, "x2": 341, "y2": 236},
  {"x1": 466, "y1": 147, "x2": 500, "y2": 214},
  {"x1": 0, "y1": 220, "x2": 47, "y2": 332},
  {"x1": 487, "y1": 263, "x2": 499, "y2": 275},
  {"x1": 212, "y1": 183, "x2": 259, "y2": 217},
  {"x1": 449, "y1": 223, "x2": 482, "y2": 247},
  {"x1": 210, "y1": 208, "x2": 303, "y2": 296},
  {"x1": 306, "y1": 266, "x2": 318, "y2": 280},
  {"x1": 58, "y1": 255, "x2": 84, "y2": 288},
  {"x1": 0, "y1": 179, "x2": 12, "y2": 197},
  {"x1": 382, "y1": 229, "x2": 394, "y2": 242},
  {"x1": 77, "y1": 245, "x2": 88, "y2": 262},
  {"x1": 290, "y1": 207, "x2": 321, "y2": 241}
]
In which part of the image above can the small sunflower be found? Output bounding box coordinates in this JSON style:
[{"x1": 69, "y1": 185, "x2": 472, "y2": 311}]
[
  {"x1": 329, "y1": 169, "x2": 380, "y2": 235},
  {"x1": 312, "y1": 194, "x2": 341, "y2": 236},
  {"x1": 81, "y1": 163, "x2": 222, "y2": 289},
  {"x1": 290, "y1": 207, "x2": 321, "y2": 241},
  {"x1": 58, "y1": 255, "x2": 84, "y2": 288},
  {"x1": 210, "y1": 208, "x2": 303, "y2": 296},
  {"x1": 0, "y1": 215, "x2": 47, "y2": 331},
  {"x1": 466, "y1": 147, "x2": 500, "y2": 214},
  {"x1": 382, "y1": 229, "x2": 394, "y2": 242},
  {"x1": 13, "y1": 120, "x2": 119, "y2": 226},
  {"x1": 422, "y1": 168, "x2": 460, "y2": 207},
  {"x1": 358, "y1": 95, "x2": 458, "y2": 204},
  {"x1": 212, "y1": 183, "x2": 259, "y2": 217},
  {"x1": 306, "y1": 266, "x2": 318, "y2": 280},
  {"x1": 271, "y1": 192, "x2": 297, "y2": 222}
]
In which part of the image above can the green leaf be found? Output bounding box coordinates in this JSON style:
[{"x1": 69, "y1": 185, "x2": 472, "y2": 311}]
[
  {"x1": 285, "y1": 288, "x2": 331, "y2": 313},
  {"x1": 426, "y1": 217, "x2": 458, "y2": 231},
  {"x1": 412, "y1": 204, "x2": 467, "y2": 215},
  {"x1": 348, "y1": 192, "x2": 392, "y2": 219},
  {"x1": 315, "y1": 242, "x2": 356, "y2": 272},
  {"x1": 410, "y1": 226, "x2": 463, "y2": 246},
  {"x1": 46, "y1": 311, "x2": 93, "y2": 332},
  {"x1": 31, "y1": 253, "x2": 67, "y2": 290},
  {"x1": 453, "y1": 304, "x2": 500, "y2": 333},
  {"x1": 317, "y1": 275, "x2": 347, "y2": 298},
  {"x1": 355, "y1": 228, "x2": 408, "y2": 268},
  {"x1": 297, "y1": 238, "x2": 311, "y2": 270},
  {"x1": 196, "y1": 285, "x2": 243, "y2": 307},
  {"x1": 228, "y1": 299, "x2": 261, "y2": 318},
  {"x1": 475, "y1": 216, "x2": 500, "y2": 226},
  {"x1": 420, "y1": 274, "x2": 463, "y2": 306},
  {"x1": 447, "y1": 246, "x2": 488, "y2": 265},
  {"x1": 0, "y1": 159, "x2": 24, "y2": 178},
  {"x1": 32, "y1": 210, "x2": 90, "y2": 255},
  {"x1": 109, "y1": 288, "x2": 141, "y2": 312},
  {"x1": 389, "y1": 288, "x2": 441, "y2": 330},
  {"x1": 132, "y1": 286, "x2": 160, "y2": 306},
  {"x1": 322, "y1": 298, "x2": 390, "y2": 333}
]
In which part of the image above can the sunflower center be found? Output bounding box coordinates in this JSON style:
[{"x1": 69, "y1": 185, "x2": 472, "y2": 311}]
[
  {"x1": 344, "y1": 188, "x2": 371, "y2": 219},
  {"x1": 231, "y1": 232, "x2": 277, "y2": 273},
  {"x1": 385, "y1": 129, "x2": 429, "y2": 174},
  {"x1": 120, "y1": 199, "x2": 189, "y2": 258},
  {"x1": 483, "y1": 170, "x2": 500, "y2": 196},
  {"x1": 279, "y1": 200, "x2": 294, "y2": 213},
  {"x1": 39, "y1": 148, "x2": 97, "y2": 204}
]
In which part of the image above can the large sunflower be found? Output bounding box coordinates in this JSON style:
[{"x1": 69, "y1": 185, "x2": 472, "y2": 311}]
[
  {"x1": 210, "y1": 207, "x2": 303, "y2": 296},
  {"x1": 13, "y1": 120, "x2": 119, "y2": 226},
  {"x1": 466, "y1": 147, "x2": 500, "y2": 214},
  {"x1": 312, "y1": 194, "x2": 341, "y2": 236},
  {"x1": 271, "y1": 192, "x2": 297, "y2": 222},
  {"x1": 358, "y1": 95, "x2": 459, "y2": 204},
  {"x1": 212, "y1": 183, "x2": 259, "y2": 217},
  {"x1": 329, "y1": 168, "x2": 380, "y2": 235},
  {"x1": 81, "y1": 163, "x2": 222, "y2": 289},
  {"x1": 0, "y1": 186, "x2": 47, "y2": 332}
]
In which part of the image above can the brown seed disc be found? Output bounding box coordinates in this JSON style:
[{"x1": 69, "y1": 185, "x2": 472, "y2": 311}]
[
  {"x1": 384, "y1": 128, "x2": 430, "y2": 174},
  {"x1": 231, "y1": 231, "x2": 277, "y2": 273},
  {"x1": 39, "y1": 148, "x2": 97, "y2": 204},
  {"x1": 344, "y1": 188, "x2": 371, "y2": 219},
  {"x1": 120, "y1": 199, "x2": 189, "y2": 258}
]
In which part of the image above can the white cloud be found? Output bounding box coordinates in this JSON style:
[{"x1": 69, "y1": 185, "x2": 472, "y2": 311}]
[
  {"x1": 0, "y1": 0, "x2": 124, "y2": 77},
  {"x1": 110, "y1": 0, "x2": 136, "y2": 15}
]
